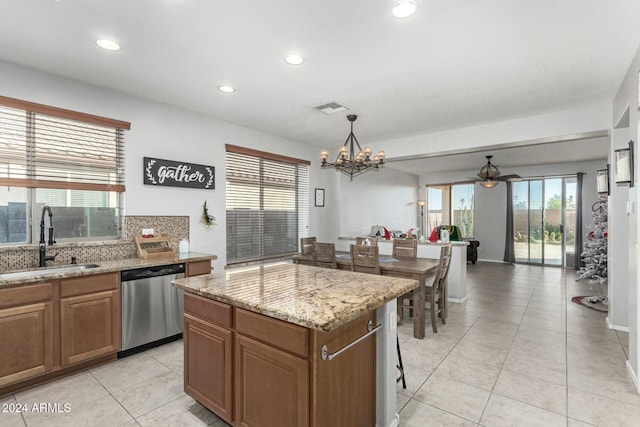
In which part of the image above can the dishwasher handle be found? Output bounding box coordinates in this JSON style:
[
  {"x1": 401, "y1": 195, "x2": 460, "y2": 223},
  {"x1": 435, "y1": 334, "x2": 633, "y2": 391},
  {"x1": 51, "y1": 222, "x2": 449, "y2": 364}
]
[{"x1": 121, "y1": 263, "x2": 185, "y2": 281}]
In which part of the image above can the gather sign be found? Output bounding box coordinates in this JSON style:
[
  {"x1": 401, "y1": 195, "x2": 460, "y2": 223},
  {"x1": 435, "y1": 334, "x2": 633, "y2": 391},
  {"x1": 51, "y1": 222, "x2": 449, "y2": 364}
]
[{"x1": 144, "y1": 157, "x2": 215, "y2": 189}]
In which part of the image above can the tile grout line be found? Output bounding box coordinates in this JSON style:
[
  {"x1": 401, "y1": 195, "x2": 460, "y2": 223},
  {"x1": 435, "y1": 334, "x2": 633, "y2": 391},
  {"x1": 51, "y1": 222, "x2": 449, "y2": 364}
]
[
  {"x1": 476, "y1": 263, "x2": 535, "y2": 424},
  {"x1": 401, "y1": 316, "x2": 483, "y2": 424}
]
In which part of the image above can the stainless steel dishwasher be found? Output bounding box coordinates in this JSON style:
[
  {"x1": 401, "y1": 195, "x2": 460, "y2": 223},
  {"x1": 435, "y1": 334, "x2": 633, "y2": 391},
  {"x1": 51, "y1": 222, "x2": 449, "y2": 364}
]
[{"x1": 120, "y1": 263, "x2": 185, "y2": 356}]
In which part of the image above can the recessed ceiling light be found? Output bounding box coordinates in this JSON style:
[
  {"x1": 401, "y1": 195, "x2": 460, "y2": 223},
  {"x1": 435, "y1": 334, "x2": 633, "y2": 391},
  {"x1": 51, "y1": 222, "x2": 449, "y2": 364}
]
[
  {"x1": 96, "y1": 39, "x2": 120, "y2": 51},
  {"x1": 392, "y1": 1, "x2": 416, "y2": 18},
  {"x1": 217, "y1": 85, "x2": 236, "y2": 93},
  {"x1": 284, "y1": 54, "x2": 304, "y2": 65}
]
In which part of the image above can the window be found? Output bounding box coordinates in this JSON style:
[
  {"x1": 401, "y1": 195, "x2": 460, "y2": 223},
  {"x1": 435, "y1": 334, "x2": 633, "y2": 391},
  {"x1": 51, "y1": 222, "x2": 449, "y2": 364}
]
[
  {"x1": 426, "y1": 183, "x2": 474, "y2": 238},
  {"x1": 0, "y1": 96, "x2": 129, "y2": 244},
  {"x1": 226, "y1": 144, "x2": 310, "y2": 265}
]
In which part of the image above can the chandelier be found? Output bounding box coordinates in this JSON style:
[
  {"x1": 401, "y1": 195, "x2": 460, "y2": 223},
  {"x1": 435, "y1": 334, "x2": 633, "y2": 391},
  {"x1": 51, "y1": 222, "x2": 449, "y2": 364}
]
[{"x1": 320, "y1": 115, "x2": 385, "y2": 181}]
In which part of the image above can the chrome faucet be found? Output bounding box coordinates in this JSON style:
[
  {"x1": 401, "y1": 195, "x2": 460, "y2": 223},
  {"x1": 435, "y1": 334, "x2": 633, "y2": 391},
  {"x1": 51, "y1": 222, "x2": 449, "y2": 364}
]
[{"x1": 39, "y1": 206, "x2": 57, "y2": 267}]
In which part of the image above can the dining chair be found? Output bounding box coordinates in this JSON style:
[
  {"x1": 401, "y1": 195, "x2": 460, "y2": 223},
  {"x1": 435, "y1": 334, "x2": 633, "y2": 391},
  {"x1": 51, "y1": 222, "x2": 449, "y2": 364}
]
[
  {"x1": 350, "y1": 244, "x2": 380, "y2": 275},
  {"x1": 392, "y1": 239, "x2": 418, "y2": 258},
  {"x1": 355, "y1": 237, "x2": 378, "y2": 246},
  {"x1": 313, "y1": 242, "x2": 337, "y2": 269},
  {"x1": 300, "y1": 236, "x2": 317, "y2": 256},
  {"x1": 398, "y1": 244, "x2": 452, "y2": 333},
  {"x1": 349, "y1": 244, "x2": 406, "y2": 387}
]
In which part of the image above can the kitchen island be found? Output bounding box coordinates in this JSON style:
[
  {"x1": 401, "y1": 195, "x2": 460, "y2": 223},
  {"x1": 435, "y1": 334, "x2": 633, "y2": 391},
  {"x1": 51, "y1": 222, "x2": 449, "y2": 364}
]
[{"x1": 172, "y1": 262, "x2": 418, "y2": 427}]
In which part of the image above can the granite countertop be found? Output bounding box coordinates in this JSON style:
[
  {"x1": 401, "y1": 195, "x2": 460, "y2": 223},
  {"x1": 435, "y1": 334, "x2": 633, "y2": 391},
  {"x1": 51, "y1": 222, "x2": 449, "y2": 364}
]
[
  {"x1": 0, "y1": 252, "x2": 217, "y2": 287},
  {"x1": 172, "y1": 262, "x2": 418, "y2": 332}
]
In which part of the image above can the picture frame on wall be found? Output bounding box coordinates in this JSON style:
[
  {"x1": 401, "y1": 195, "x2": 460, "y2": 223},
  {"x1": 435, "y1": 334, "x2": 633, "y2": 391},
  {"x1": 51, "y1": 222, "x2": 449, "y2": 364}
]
[{"x1": 315, "y1": 188, "x2": 325, "y2": 207}]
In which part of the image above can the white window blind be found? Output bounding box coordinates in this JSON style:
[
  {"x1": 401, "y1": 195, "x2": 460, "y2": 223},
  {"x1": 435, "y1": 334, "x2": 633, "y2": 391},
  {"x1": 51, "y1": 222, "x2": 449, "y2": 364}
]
[
  {"x1": 0, "y1": 96, "x2": 129, "y2": 192},
  {"x1": 0, "y1": 96, "x2": 129, "y2": 244},
  {"x1": 226, "y1": 144, "x2": 310, "y2": 265}
]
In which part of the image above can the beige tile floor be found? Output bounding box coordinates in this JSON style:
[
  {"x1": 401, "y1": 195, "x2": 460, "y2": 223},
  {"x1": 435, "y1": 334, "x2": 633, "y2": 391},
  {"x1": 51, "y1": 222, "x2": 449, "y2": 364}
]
[{"x1": 2, "y1": 262, "x2": 638, "y2": 426}]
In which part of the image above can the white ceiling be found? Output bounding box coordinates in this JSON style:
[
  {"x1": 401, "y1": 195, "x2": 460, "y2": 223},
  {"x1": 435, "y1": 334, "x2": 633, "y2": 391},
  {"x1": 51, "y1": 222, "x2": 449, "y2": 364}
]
[{"x1": 0, "y1": 0, "x2": 636, "y2": 169}]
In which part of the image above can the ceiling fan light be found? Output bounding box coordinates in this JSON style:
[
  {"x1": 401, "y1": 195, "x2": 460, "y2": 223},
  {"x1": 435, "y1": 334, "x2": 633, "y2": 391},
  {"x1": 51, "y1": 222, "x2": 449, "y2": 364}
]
[{"x1": 480, "y1": 179, "x2": 499, "y2": 188}]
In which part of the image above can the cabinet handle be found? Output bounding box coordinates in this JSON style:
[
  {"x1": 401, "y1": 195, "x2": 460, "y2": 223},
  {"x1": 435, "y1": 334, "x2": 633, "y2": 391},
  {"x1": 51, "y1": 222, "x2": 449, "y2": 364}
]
[{"x1": 321, "y1": 320, "x2": 382, "y2": 361}]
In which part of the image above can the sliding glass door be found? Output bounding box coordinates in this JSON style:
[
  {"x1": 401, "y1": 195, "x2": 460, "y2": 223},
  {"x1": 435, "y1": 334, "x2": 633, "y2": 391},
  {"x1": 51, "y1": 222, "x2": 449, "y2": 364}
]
[{"x1": 513, "y1": 177, "x2": 576, "y2": 266}]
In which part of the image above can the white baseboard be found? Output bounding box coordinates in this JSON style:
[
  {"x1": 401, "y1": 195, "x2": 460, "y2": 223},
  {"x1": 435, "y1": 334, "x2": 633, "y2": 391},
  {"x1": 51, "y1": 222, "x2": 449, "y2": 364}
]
[
  {"x1": 606, "y1": 316, "x2": 630, "y2": 332},
  {"x1": 626, "y1": 360, "x2": 640, "y2": 394},
  {"x1": 448, "y1": 296, "x2": 468, "y2": 304},
  {"x1": 476, "y1": 258, "x2": 509, "y2": 264}
]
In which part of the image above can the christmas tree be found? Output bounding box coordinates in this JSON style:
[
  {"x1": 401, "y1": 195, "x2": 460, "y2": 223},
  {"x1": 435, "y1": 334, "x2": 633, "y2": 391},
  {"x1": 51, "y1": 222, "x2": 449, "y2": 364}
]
[{"x1": 576, "y1": 196, "x2": 607, "y2": 283}]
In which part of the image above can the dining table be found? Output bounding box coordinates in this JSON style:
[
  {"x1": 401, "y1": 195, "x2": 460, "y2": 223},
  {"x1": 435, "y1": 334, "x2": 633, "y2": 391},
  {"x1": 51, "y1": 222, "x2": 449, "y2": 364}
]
[{"x1": 291, "y1": 251, "x2": 439, "y2": 339}]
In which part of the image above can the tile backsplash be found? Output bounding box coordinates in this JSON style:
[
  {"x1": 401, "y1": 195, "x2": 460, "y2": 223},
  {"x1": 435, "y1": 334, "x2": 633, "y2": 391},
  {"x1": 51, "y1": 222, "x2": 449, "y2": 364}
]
[{"x1": 0, "y1": 216, "x2": 189, "y2": 271}]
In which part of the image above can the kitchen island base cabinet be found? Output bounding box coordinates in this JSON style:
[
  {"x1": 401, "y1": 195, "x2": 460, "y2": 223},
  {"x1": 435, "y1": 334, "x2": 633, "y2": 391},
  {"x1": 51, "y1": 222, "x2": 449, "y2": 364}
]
[
  {"x1": 235, "y1": 335, "x2": 309, "y2": 427},
  {"x1": 183, "y1": 292, "x2": 376, "y2": 427},
  {"x1": 310, "y1": 314, "x2": 376, "y2": 427}
]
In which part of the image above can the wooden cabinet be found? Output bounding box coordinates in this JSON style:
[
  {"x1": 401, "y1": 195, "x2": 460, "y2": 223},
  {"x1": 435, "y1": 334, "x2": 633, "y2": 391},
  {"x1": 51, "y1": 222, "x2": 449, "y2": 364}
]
[
  {"x1": 187, "y1": 260, "x2": 212, "y2": 277},
  {"x1": 0, "y1": 283, "x2": 54, "y2": 387},
  {"x1": 60, "y1": 272, "x2": 120, "y2": 366},
  {"x1": 234, "y1": 308, "x2": 310, "y2": 427},
  {"x1": 183, "y1": 293, "x2": 376, "y2": 427},
  {"x1": 310, "y1": 312, "x2": 376, "y2": 427},
  {"x1": 235, "y1": 335, "x2": 309, "y2": 427},
  {"x1": 184, "y1": 294, "x2": 233, "y2": 424}
]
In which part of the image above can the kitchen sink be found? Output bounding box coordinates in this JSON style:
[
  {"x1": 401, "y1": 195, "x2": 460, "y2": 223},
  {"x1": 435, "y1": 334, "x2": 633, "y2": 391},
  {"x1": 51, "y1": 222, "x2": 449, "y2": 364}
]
[{"x1": 0, "y1": 263, "x2": 101, "y2": 280}]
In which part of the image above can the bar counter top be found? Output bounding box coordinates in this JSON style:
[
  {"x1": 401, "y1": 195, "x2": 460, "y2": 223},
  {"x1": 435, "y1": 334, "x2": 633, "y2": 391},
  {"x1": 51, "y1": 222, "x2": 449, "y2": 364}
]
[
  {"x1": 172, "y1": 262, "x2": 418, "y2": 332},
  {"x1": 0, "y1": 252, "x2": 217, "y2": 287}
]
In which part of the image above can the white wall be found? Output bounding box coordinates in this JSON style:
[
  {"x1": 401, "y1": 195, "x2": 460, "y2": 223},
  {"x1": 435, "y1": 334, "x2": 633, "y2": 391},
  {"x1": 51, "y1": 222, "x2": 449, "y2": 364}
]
[
  {"x1": 612, "y1": 43, "x2": 640, "y2": 386},
  {"x1": 334, "y1": 168, "x2": 420, "y2": 238},
  {"x1": 419, "y1": 160, "x2": 605, "y2": 262},
  {"x1": 609, "y1": 127, "x2": 631, "y2": 330},
  {"x1": 474, "y1": 183, "x2": 507, "y2": 261},
  {"x1": 0, "y1": 60, "x2": 336, "y2": 270}
]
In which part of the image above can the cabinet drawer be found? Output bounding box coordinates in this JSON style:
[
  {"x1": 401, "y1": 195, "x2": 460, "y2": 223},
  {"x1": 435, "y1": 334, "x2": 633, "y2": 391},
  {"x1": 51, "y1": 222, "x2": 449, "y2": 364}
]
[
  {"x1": 184, "y1": 293, "x2": 232, "y2": 328},
  {"x1": 235, "y1": 309, "x2": 309, "y2": 358},
  {"x1": 0, "y1": 283, "x2": 52, "y2": 309},
  {"x1": 187, "y1": 260, "x2": 211, "y2": 277},
  {"x1": 60, "y1": 272, "x2": 119, "y2": 298}
]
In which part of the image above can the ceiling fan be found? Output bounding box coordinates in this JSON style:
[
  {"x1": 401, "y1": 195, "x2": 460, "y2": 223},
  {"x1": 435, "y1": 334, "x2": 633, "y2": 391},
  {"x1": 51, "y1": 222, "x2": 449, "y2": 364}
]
[{"x1": 474, "y1": 155, "x2": 522, "y2": 188}]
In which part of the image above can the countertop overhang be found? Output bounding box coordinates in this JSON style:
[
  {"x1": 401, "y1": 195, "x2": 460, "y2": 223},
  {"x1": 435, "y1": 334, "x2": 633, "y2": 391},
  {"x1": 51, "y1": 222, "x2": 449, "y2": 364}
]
[
  {"x1": 173, "y1": 262, "x2": 418, "y2": 332},
  {"x1": 0, "y1": 252, "x2": 217, "y2": 287}
]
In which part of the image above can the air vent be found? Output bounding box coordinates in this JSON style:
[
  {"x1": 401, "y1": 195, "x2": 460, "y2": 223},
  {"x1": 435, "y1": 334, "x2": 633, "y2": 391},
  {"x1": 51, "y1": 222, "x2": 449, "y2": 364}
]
[{"x1": 314, "y1": 102, "x2": 348, "y2": 115}]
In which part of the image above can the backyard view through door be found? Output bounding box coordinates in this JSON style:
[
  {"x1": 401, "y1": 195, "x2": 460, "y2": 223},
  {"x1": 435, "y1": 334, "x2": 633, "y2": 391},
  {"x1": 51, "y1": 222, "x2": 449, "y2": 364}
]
[{"x1": 513, "y1": 177, "x2": 576, "y2": 267}]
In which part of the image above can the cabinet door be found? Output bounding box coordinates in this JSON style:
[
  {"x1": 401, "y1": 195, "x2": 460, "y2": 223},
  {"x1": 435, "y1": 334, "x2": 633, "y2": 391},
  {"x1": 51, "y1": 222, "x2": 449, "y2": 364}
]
[
  {"x1": 184, "y1": 313, "x2": 233, "y2": 424},
  {"x1": 0, "y1": 302, "x2": 53, "y2": 387},
  {"x1": 235, "y1": 335, "x2": 309, "y2": 427},
  {"x1": 60, "y1": 289, "x2": 120, "y2": 366}
]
